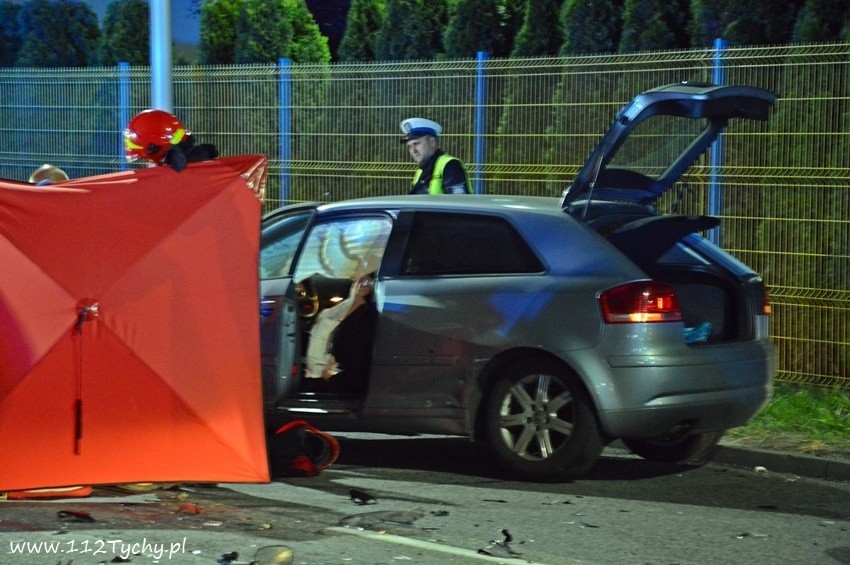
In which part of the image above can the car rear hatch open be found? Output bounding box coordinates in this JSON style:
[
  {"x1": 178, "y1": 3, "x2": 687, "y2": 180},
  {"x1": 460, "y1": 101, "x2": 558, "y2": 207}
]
[
  {"x1": 563, "y1": 83, "x2": 776, "y2": 345},
  {"x1": 560, "y1": 82, "x2": 776, "y2": 209}
]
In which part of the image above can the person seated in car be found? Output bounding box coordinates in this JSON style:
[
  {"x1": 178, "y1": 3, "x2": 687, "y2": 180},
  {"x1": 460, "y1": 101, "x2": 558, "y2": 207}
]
[{"x1": 304, "y1": 272, "x2": 377, "y2": 394}]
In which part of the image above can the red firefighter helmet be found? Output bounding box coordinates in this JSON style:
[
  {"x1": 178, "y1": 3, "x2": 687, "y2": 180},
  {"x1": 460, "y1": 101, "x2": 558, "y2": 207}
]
[{"x1": 123, "y1": 109, "x2": 190, "y2": 164}]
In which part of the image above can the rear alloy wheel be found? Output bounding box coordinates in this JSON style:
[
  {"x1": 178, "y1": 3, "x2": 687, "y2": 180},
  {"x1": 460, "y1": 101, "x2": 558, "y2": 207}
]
[
  {"x1": 483, "y1": 360, "x2": 603, "y2": 481},
  {"x1": 622, "y1": 431, "x2": 724, "y2": 464}
]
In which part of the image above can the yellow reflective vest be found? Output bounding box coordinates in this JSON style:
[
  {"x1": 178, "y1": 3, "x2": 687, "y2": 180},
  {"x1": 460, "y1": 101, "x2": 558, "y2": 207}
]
[{"x1": 411, "y1": 154, "x2": 471, "y2": 194}]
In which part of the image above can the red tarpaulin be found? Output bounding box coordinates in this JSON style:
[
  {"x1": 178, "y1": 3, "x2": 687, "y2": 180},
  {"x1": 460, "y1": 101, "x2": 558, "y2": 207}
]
[{"x1": 0, "y1": 155, "x2": 270, "y2": 490}]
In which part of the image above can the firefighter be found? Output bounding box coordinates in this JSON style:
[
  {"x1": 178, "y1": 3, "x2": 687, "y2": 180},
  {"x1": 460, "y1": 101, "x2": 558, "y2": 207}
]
[
  {"x1": 123, "y1": 109, "x2": 218, "y2": 172},
  {"x1": 400, "y1": 117, "x2": 471, "y2": 195}
]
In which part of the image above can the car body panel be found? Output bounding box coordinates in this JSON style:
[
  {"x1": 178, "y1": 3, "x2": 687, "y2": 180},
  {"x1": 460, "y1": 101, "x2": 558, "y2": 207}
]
[{"x1": 260, "y1": 195, "x2": 774, "y2": 433}]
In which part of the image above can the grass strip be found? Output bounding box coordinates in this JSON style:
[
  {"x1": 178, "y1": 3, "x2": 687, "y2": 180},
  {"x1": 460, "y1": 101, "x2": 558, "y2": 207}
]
[{"x1": 726, "y1": 383, "x2": 850, "y2": 455}]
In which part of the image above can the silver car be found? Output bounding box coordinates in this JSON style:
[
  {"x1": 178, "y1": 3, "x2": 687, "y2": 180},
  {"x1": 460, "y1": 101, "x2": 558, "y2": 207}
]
[{"x1": 260, "y1": 83, "x2": 777, "y2": 481}]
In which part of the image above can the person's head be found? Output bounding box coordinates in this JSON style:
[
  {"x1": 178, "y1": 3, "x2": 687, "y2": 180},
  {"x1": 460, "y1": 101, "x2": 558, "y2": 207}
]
[
  {"x1": 399, "y1": 118, "x2": 442, "y2": 165},
  {"x1": 28, "y1": 164, "x2": 69, "y2": 184},
  {"x1": 351, "y1": 272, "x2": 376, "y2": 300},
  {"x1": 124, "y1": 109, "x2": 190, "y2": 165}
]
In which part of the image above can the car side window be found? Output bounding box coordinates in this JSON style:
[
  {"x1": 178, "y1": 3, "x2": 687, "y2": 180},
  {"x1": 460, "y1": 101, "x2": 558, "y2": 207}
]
[
  {"x1": 260, "y1": 211, "x2": 313, "y2": 279},
  {"x1": 401, "y1": 212, "x2": 544, "y2": 275},
  {"x1": 293, "y1": 216, "x2": 393, "y2": 282}
]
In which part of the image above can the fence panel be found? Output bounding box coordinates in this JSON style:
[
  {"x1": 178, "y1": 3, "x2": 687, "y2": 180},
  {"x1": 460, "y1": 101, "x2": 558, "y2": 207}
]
[{"x1": 0, "y1": 42, "x2": 847, "y2": 388}]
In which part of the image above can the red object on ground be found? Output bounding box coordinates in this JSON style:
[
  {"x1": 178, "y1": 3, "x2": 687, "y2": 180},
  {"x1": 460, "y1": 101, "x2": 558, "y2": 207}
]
[
  {"x1": 177, "y1": 503, "x2": 203, "y2": 514},
  {"x1": 0, "y1": 156, "x2": 270, "y2": 491},
  {"x1": 273, "y1": 420, "x2": 341, "y2": 477}
]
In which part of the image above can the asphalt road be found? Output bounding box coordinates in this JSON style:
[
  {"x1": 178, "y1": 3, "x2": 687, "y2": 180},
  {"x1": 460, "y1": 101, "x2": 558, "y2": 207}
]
[{"x1": 1, "y1": 435, "x2": 849, "y2": 564}]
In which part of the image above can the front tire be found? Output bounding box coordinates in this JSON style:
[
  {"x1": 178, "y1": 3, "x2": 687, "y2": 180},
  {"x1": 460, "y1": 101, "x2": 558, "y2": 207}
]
[
  {"x1": 622, "y1": 431, "x2": 724, "y2": 464},
  {"x1": 482, "y1": 359, "x2": 603, "y2": 481}
]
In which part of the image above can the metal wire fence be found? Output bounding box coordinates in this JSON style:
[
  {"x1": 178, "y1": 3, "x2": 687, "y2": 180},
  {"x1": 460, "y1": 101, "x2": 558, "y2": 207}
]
[{"x1": 0, "y1": 42, "x2": 847, "y2": 389}]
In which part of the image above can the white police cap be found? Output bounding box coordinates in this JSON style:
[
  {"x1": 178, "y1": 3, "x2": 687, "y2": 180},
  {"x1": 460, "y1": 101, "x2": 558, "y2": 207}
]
[{"x1": 399, "y1": 117, "x2": 442, "y2": 143}]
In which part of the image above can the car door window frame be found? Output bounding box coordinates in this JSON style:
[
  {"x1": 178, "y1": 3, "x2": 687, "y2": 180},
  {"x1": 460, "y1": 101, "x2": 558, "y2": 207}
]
[
  {"x1": 260, "y1": 207, "x2": 316, "y2": 280},
  {"x1": 398, "y1": 211, "x2": 545, "y2": 276},
  {"x1": 293, "y1": 212, "x2": 395, "y2": 284}
]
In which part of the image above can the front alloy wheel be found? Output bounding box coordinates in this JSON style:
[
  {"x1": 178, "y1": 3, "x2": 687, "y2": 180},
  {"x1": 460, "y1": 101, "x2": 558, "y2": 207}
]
[{"x1": 483, "y1": 359, "x2": 603, "y2": 481}]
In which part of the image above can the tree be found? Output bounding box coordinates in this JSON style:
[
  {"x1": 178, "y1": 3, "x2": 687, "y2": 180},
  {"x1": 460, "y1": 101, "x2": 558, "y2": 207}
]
[
  {"x1": 95, "y1": 0, "x2": 150, "y2": 66},
  {"x1": 15, "y1": 0, "x2": 100, "y2": 67},
  {"x1": 375, "y1": 0, "x2": 447, "y2": 60},
  {"x1": 498, "y1": 0, "x2": 526, "y2": 57},
  {"x1": 0, "y1": 1, "x2": 21, "y2": 67},
  {"x1": 443, "y1": 0, "x2": 503, "y2": 58},
  {"x1": 510, "y1": 0, "x2": 562, "y2": 57},
  {"x1": 497, "y1": 0, "x2": 563, "y2": 181},
  {"x1": 285, "y1": 0, "x2": 331, "y2": 63},
  {"x1": 201, "y1": 0, "x2": 330, "y2": 64},
  {"x1": 559, "y1": 0, "x2": 621, "y2": 55},
  {"x1": 423, "y1": 0, "x2": 450, "y2": 56},
  {"x1": 338, "y1": 0, "x2": 384, "y2": 62},
  {"x1": 375, "y1": 0, "x2": 426, "y2": 60},
  {"x1": 688, "y1": 0, "x2": 801, "y2": 47},
  {"x1": 234, "y1": 0, "x2": 293, "y2": 64},
  {"x1": 792, "y1": 0, "x2": 850, "y2": 43},
  {"x1": 757, "y1": 0, "x2": 804, "y2": 44},
  {"x1": 199, "y1": 0, "x2": 240, "y2": 64},
  {"x1": 619, "y1": 0, "x2": 686, "y2": 52}
]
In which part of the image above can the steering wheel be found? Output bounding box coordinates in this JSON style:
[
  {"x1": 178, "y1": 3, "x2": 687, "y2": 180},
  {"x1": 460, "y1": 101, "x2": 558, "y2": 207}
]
[{"x1": 294, "y1": 280, "x2": 319, "y2": 318}]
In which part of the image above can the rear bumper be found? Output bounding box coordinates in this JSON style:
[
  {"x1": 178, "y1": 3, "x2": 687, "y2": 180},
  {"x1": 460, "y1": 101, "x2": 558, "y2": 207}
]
[
  {"x1": 599, "y1": 384, "x2": 772, "y2": 438},
  {"x1": 586, "y1": 339, "x2": 776, "y2": 438}
]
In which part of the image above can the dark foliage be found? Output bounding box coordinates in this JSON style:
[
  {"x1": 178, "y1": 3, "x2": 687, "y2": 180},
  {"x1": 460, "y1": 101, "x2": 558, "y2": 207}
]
[
  {"x1": 15, "y1": 0, "x2": 100, "y2": 67},
  {"x1": 559, "y1": 0, "x2": 621, "y2": 55},
  {"x1": 95, "y1": 0, "x2": 149, "y2": 66},
  {"x1": 0, "y1": 1, "x2": 22, "y2": 67},
  {"x1": 444, "y1": 0, "x2": 503, "y2": 58},
  {"x1": 511, "y1": 0, "x2": 562, "y2": 57}
]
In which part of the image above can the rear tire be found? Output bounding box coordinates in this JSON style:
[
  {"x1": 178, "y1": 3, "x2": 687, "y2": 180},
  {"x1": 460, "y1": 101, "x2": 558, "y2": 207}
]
[
  {"x1": 622, "y1": 431, "x2": 724, "y2": 464},
  {"x1": 483, "y1": 359, "x2": 603, "y2": 481}
]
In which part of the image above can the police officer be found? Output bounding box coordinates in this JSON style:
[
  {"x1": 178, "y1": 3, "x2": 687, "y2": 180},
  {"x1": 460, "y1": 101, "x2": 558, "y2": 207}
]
[{"x1": 400, "y1": 118, "x2": 470, "y2": 194}]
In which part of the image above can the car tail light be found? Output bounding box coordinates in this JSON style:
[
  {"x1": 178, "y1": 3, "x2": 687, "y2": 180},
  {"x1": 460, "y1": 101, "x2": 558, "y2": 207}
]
[
  {"x1": 599, "y1": 281, "x2": 682, "y2": 323},
  {"x1": 762, "y1": 288, "x2": 772, "y2": 315}
]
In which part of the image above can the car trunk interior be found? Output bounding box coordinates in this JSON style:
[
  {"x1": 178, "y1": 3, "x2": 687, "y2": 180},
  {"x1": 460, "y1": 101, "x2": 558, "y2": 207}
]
[
  {"x1": 575, "y1": 202, "x2": 756, "y2": 344},
  {"x1": 647, "y1": 266, "x2": 752, "y2": 343}
]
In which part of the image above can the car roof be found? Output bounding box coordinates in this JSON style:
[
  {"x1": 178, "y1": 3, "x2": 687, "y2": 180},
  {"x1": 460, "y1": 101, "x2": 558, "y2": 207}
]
[
  {"x1": 561, "y1": 82, "x2": 777, "y2": 207},
  {"x1": 315, "y1": 194, "x2": 568, "y2": 217}
]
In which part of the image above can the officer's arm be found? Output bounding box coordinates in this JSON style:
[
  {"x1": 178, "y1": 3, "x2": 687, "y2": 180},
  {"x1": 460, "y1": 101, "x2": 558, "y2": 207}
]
[{"x1": 441, "y1": 159, "x2": 470, "y2": 194}]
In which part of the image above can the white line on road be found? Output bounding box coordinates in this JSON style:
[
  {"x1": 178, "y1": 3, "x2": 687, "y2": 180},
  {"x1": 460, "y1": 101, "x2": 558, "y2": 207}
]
[{"x1": 324, "y1": 526, "x2": 552, "y2": 564}]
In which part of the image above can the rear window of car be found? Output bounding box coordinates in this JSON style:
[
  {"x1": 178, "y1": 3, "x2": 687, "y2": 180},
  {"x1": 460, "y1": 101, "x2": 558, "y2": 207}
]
[
  {"x1": 401, "y1": 212, "x2": 544, "y2": 275},
  {"x1": 609, "y1": 114, "x2": 705, "y2": 180}
]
